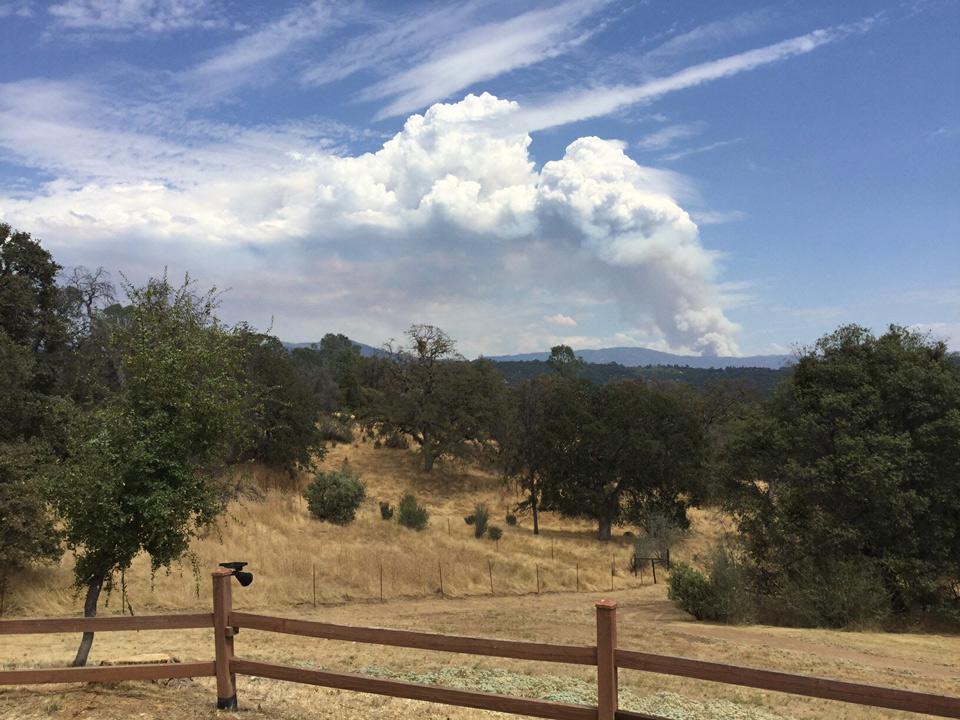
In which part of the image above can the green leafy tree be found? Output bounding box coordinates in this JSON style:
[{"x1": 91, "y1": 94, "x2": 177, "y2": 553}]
[
  {"x1": 494, "y1": 378, "x2": 550, "y2": 534},
  {"x1": 371, "y1": 325, "x2": 506, "y2": 471},
  {"x1": 546, "y1": 344, "x2": 584, "y2": 379},
  {"x1": 239, "y1": 330, "x2": 326, "y2": 476},
  {"x1": 317, "y1": 333, "x2": 366, "y2": 410},
  {"x1": 724, "y1": 325, "x2": 960, "y2": 618},
  {"x1": 50, "y1": 275, "x2": 249, "y2": 666},
  {"x1": 536, "y1": 380, "x2": 707, "y2": 541},
  {"x1": 0, "y1": 223, "x2": 73, "y2": 395},
  {"x1": 289, "y1": 333, "x2": 368, "y2": 413},
  {"x1": 0, "y1": 227, "x2": 71, "y2": 613}
]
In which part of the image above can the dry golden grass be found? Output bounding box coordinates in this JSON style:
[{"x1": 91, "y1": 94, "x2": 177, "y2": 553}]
[
  {"x1": 3, "y1": 439, "x2": 662, "y2": 617},
  {"x1": 3, "y1": 435, "x2": 960, "y2": 720}
]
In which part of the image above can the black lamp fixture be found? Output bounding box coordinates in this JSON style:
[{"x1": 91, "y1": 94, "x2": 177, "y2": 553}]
[{"x1": 219, "y1": 561, "x2": 254, "y2": 587}]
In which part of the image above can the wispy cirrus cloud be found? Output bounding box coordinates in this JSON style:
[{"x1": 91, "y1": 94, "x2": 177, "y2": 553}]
[
  {"x1": 361, "y1": 0, "x2": 612, "y2": 119},
  {"x1": 186, "y1": 1, "x2": 344, "y2": 93},
  {"x1": 642, "y1": 10, "x2": 774, "y2": 64},
  {"x1": 660, "y1": 138, "x2": 743, "y2": 162},
  {"x1": 301, "y1": 2, "x2": 482, "y2": 88},
  {"x1": 48, "y1": 0, "x2": 221, "y2": 33},
  {"x1": 516, "y1": 18, "x2": 878, "y2": 132},
  {"x1": 690, "y1": 209, "x2": 747, "y2": 226},
  {"x1": 636, "y1": 123, "x2": 704, "y2": 150}
]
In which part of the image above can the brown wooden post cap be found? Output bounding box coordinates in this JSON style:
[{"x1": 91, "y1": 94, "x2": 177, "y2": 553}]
[
  {"x1": 596, "y1": 599, "x2": 618, "y2": 610},
  {"x1": 212, "y1": 567, "x2": 233, "y2": 578}
]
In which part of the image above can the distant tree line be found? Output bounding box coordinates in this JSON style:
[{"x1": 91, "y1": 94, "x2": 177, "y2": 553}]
[{"x1": 491, "y1": 359, "x2": 788, "y2": 395}]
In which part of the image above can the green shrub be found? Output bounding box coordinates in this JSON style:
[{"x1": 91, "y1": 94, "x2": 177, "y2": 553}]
[
  {"x1": 667, "y1": 546, "x2": 755, "y2": 623},
  {"x1": 464, "y1": 514, "x2": 475, "y2": 525},
  {"x1": 700, "y1": 546, "x2": 756, "y2": 624},
  {"x1": 397, "y1": 493, "x2": 429, "y2": 531},
  {"x1": 761, "y1": 557, "x2": 890, "y2": 629},
  {"x1": 505, "y1": 514, "x2": 517, "y2": 526},
  {"x1": 667, "y1": 563, "x2": 715, "y2": 621},
  {"x1": 303, "y1": 468, "x2": 365, "y2": 525},
  {"x1": 383, "y1": 430, "x2": 409, "y2": 449},
  {"x1": 379, "y1": 501, "x2": 394, "y2": 520},
  {"x1": 669, "y1": 544, "x2": 895, "y2": 629},
  {"x1": 487, "y1": 526, "x2": 503, "y2": 541},
  {"x1": 317, "y1": 414, "x2": 354, "y2": 444},
  {"x1": 472, "y1": 503, "x2": 489, "y2": 538}
]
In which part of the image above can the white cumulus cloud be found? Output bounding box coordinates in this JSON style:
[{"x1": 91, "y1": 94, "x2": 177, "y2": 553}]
[
  {"x1": 0, "y1": 92, "x2": 740, "y2": 355},
  {"x1": 545, "y1": 314, "x2": 578, "y2": 327}
]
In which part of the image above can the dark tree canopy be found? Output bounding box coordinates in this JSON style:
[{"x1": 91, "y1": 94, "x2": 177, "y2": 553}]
[
  {"x1": 239, "y1": 330, "x2": 326, "y2": 475},
  {"x1": 724, "y1": 325, "x2": 960, "y2": 614},
  {"x1": 0, "y1": 227, "x2": 69, "y2": 613},
  {"x1": 536, "y1": 379, "x2": 707, "y2": 540}
]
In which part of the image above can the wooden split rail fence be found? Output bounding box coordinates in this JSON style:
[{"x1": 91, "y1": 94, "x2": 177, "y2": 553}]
[{"x1": 2, "y1": 567, "x2": 960, "y2": 719}]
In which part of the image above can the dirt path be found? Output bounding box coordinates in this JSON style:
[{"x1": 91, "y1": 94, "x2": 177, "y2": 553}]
[{"x1": 670, "y1": 622, "x2": 960, "y2": 682}]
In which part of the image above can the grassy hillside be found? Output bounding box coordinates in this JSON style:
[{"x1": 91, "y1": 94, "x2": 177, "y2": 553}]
[
  {"x1": 2, "y1": 436, "x2": 728, "y2": 617},
  {"x1": 3, "y1": 436, "x2": 959, "y2": 720}
]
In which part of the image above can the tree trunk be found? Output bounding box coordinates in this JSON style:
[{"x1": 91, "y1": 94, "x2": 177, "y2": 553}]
[
  {"x1": 420, "y1": 430, "x2": 435, "y2": 473},
  {"x1": 72, "y1": 575, "x2": 104, "y2": 667},
  {"x1": 530, "y1": 483, "x2": 539, "y2": 535},
  {"x1": 598, "y1": 517, "x2": 613, "y2": 542}
]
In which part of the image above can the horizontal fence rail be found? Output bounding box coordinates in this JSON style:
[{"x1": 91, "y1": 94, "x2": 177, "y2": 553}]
[
  {"x1": 232, "y1": 658, "x2": 597, "y2": 720},
  {"x1": 1, "y1": 662, "x2": 216, "y2": 686},
  {"x1": 617, "y1": 649, "x2": 960, "y2": 718},
  {"x1": 0, "y1": 613, "x2": 213, "y2": 635},
  {"x1": 0, "y1": 612, "x2": 215, "y2": 690},
  {"x1": 231, "y1": 612, "x2": 597, "y2": 665},
  {"x1": 4, "y1": 568, "x2": 960, "y2": 720}
]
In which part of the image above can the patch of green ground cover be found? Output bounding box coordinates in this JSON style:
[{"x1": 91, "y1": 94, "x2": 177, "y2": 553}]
[{"x1": 352, "y1": 666, "x2": 793, "y2": 720}]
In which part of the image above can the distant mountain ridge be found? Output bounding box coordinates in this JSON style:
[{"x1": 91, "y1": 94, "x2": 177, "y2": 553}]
[
  {"x1": 283, "y1": 339, "x2": 789, "y2": 369},
  {"x1": 488, "y1": 347, "x2": 790, "y2": 370}
]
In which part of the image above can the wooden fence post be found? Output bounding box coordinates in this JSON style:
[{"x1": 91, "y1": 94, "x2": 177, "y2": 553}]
[
  {"x1": 212, "y1": 568, "x2": 237, "y2": 711},
  {"x1": 596, "y1": 600, "x2": 618, "y2": 720}
]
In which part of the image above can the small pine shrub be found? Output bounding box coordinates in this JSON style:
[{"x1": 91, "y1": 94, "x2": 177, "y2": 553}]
[
  {"x1": 397, "y1": 493, "x2": 429, "y2": 531},
  {"x1": 473, "y1": 503, "x2": 489, "y2": 538},
  {"x1": 505, "y1": 514, "x2": 517, "y2": 526},
  {"x1": 379, "y1": 501, "x2": 394, "y2": 520},
  {"x1": 487, "y1": 526, "x2": 503, "y2": 541},
  {"x1": 464, "y1": 514, "x2": 475, "y2": 525},
  {"x1": 303, "y1": 468, "x2": 365, "y2": 525}
]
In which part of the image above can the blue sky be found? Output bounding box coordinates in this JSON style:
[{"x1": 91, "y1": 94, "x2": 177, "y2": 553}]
[{"x1": 1, "y1": 0, "x2": 957, "y2": 357}]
